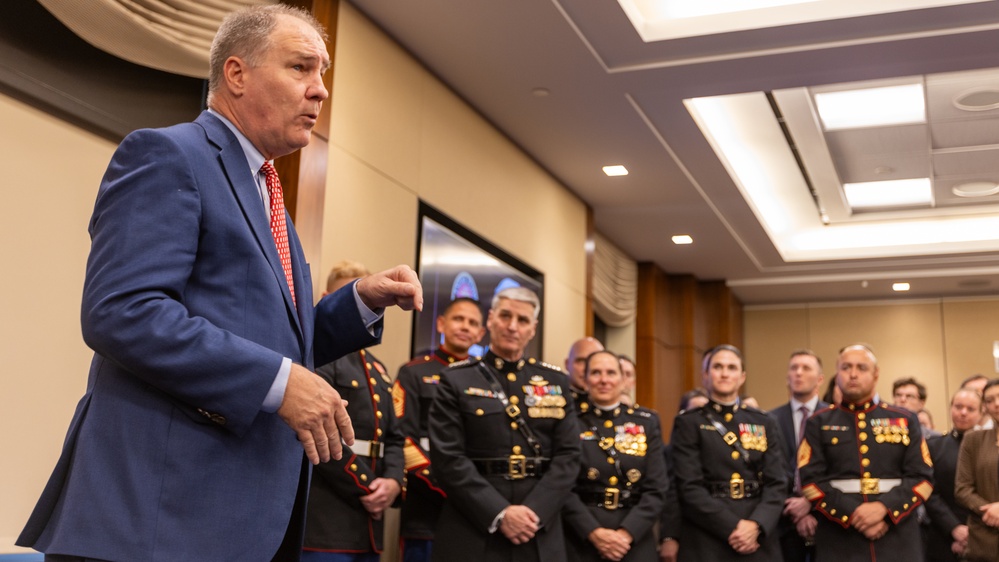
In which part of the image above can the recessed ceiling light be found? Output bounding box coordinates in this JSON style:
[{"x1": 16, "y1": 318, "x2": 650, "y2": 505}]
[
  {"x1": 952, "y1": 181, "x2": 999, "y2": 198},
  {"x1": 892, "y1": 282, "x2": 911, "y2": 291},
  {"x1": 603, "y1": 165, "x2": 629, "y2": 177},
  {"x1": 843, "y1": 178, "x2": 932, "y2": 210},
  {"x1": 671, "y1": 234, "x2": 693, "y2": 245},
  {"x1": 532, "y1": 87, "x2": 551, "y2": 97},
  {"x1": 814, "y1": 84, "x2": 925, "y2": 130},
  {"x1": 953, "y1": 88, "x2": 999, "y2": 112}
]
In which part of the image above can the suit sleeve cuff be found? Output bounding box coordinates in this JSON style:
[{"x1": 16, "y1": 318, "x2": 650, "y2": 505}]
[
  {"x1": 352, "y1": 280, "x2": 383, "y2": 332},
  {"x1": 262, "y1": 357, "x2": 292, "y2": 413}
]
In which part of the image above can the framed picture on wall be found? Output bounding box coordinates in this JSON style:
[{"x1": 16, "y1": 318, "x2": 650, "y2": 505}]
[{"x1": 412, "y1": 202, "x2": 544, "y2": 359}]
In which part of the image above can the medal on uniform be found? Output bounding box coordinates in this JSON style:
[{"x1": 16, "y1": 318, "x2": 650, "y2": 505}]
[{"x1": 627, "y1": 469, "x2": 642, "y2": 483}]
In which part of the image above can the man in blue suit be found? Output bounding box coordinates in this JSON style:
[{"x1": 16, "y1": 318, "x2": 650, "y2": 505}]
[
  {"x1": 16, "y1": 5, "x2": 421, "y2": 561},
  {"x1": 769, "y1": 349, "x2": 828, "y2": 562}
]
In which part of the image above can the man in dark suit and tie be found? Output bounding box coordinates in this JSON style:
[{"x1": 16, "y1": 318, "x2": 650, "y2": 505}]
[
  {"x1": 16, "y1": 5, "x2": 421, "y2": 561},
  {"x1": 769, "y1": 349, "x2": 828, "y2": 562}
]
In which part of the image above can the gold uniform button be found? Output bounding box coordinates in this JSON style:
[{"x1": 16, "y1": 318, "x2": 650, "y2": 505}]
[
  {"x1": 858, "y1": 421, "x2": 867, "y2": 429},
  {"x1": 859, "y1": 432, "x2": 868, "y2": 441},
  {"x1": 370, "y1": 377, "x2": 377, "y2": 386},
  {"x1": 609, "y1": 476, "x2": 619, "y2": 485},
  {"x1": 830, "y1": 509, "x2": 837, "y2": 515},
  {"x1": 893, "y1": 510, "x2": 900, "y2": 517},
  {"x1": 351, "y1": 380, "x2": 359, "y2": 388},
  {"x1": 513, "y1": 446, "x2": 522, "y2": 454},
  {"x1": 509, "y1": 396, "x2": 520, "y2": 405},
  {"x1": 376, "y1": 428, "x2": 383, "y2": 437},
  {"x1": 373, "y1": 394, "x2": 381, "y2": 402},
  {"x1": 821, "y1": 502, "x2": 827, "y2": 508},
  {"x1": 628, "y1": 409, "x2": 634, "y2": 414},
  {"x1": 366, "y1": 362, "x2": 372, "y2": 369},
  {"x1": 360, "y1": 474, "x2": 368, "y2": 482},
  {"x1": 841, "y1": 516, "x2": 848, "y2": 523},
  {"x1": 860, "y1": 445, "x2": 869, "y2": 454},
  {"x1": 724, "y1": 413, "x2": 733, "y2": 422},
  {"x1": 422, "y1": 469, "x2": 430, "y2": 476},
  {"x1": 903, "y1": 503, "x2": 909, "y2": 509},
  {"x1": 912, "y1": 496, "x2": 918, "y2": 502},
  {"x1": 604, "y1": 420, "x2": 613, "y2": 428},
  {"x1": 350, "y1": 464, "x2": 358, "y2": 471},
  {"x1": 511, "y1": 422, "x2": 518, "y2": 430},
  {"x1": 831, "y1": 437, "x2": 839, "y2": 445},
  {"x1": 732, "y1": 451, "x2": 740, "y2": 460},
  {"x1": 507, "y1": 373, "x2": 517, "y2": 382},
  {"x1": 864, "y1": 471, "x2": 871, "y2": 478},
  {"x1": 607, "y1": 457, "x2": 615, "y2": 464},
  {"x1": 376, "y1": 411, "x2": 383, "y2": 419},
  {"x1": 861, "y1": 458, "x2": 871, "y2": 467},
  {"x1": 858, "y1": 413, "x2": 866, "y2": 420},
  {"x1": 475, "y1": 409, "x2": 484, "y2": 416}
]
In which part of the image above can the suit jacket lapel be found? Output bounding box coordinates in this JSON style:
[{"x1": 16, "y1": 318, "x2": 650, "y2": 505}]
[{"x1": 197, "y1": 112, "x2": 305, "y2": 343}]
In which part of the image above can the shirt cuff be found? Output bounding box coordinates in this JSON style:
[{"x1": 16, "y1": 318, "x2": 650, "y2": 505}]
[
  {"x1": 352, "y1": 280, "x2": 383, "y2": 333},
  {"x1": 489, "y1": 508, "x2": 508, "y2": 534},
  {"x1": 262, "y1": 357, "x2": 292, "y2": 413}
]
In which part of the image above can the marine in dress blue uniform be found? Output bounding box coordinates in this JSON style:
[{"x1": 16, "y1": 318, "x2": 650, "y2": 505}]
[
  {"x1": 563, "y1": 351, "x2": 667, "y2": 562},
  {"x1": 428, "y1": 287, "x2": 581, "y2": 562},
  {"x1": 798, "y1": 344, "x2": 934, "y2": 562},
  {"x1": 672, "y1": 345, "x2": 788, "y2": 561},
  {"x1": 392, "y1": 297, "x2": 485, "y2": 562}
]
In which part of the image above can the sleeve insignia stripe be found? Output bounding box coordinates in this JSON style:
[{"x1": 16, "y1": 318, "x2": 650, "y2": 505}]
[
  {"x1": 801, "y1": 483, "x2": 824, "y2": 501},
  {"x1": 913, "y1": 480, "x2": 934, "y2": 501},
  {"x1": 921, "y1": 438, "x2": 934, "y2": 467},
  {"x1": 392, "y1": 382, "x2": 405, "y2": 418},
  {"x1": 403, "y1": 438, "x2": 430, "y2": 471},
  {"x1": 797, "y1": 440, "x2": 812, "y2": 469}
]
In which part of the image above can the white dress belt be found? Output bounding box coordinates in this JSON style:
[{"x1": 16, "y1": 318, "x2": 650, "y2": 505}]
[
  {"x1": 351, "y1": 439, "x2": 385, "y2": 458},
  {"x1": 829, "y1": 478, "x2": 901, "y2": 494}
]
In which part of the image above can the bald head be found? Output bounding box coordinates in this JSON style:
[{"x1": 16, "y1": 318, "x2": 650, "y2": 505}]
[{"x1": 566, "y1": 337, "x2": 604, "y2": 391}]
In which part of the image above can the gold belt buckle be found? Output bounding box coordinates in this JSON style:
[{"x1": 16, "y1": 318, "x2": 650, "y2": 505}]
[
  {"x1": 730, "y1": 473, "x2": 745, "y2": 499},
  {"x1": 368, "y1": 441, "x2": 383, "y2": 458},
  {"x1": 861, "y1": 477, "x2": 880, "y2": 495},
  {"x1": 508, "y1": 454, "x2": 527, "y2": 479},
  {"x1": 506, "y1": 404, "x2": 521, "y2": 418},
  {"x1": 603, "y1": 487, "x2": 620, "y2": 510}
]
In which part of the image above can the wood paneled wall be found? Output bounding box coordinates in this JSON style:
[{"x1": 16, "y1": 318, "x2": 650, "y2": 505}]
[{"x1": 635, "y1": 263, "x2": 743, "y2": 438}]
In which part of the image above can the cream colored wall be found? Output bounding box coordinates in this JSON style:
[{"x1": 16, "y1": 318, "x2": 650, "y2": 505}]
[
  {"x1": 320, "y1": 3, "x2": 589, "y2": 374},
  {"x1": 744, "y1": 298, "x2": 999, "y2": 432},
  {"x1": 0, "y1": 94, "x2": 116, "y2": 552}
]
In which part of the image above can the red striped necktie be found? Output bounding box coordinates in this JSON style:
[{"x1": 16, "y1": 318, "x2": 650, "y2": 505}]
[{"x1": 260, "y1": 161, "x2": 296, "y2": 307}]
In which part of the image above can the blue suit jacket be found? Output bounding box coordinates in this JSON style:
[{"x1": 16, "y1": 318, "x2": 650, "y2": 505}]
[{"x1": 18, "y1": 112, "x2": 378, "y2": 561}]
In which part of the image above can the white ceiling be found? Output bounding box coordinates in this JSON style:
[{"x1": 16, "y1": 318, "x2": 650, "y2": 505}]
[{"x1": 347, "y1": 0, "x2": 999, "y2": 304}]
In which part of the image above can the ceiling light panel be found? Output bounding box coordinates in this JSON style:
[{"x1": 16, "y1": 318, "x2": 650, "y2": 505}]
[
  {"x1": 617, "y1": 0, "x2": 988, "y2": 42},
  {"x1": 672, "y1": 235, "x2": 693, "y2": 244},
  {"x1": 814, "y1": 84, "x2": 926, "y2": 130},
  {"x1": 603, "y1": 165, "x2": 629, "y2": 176},
  {"x1": 843, "y1": 178, "x2": 932, "y2": 210}
]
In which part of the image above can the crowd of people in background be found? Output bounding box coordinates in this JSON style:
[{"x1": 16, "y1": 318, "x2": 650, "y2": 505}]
[{"x1": 298, "y1": 274, "x2": 999, "y2": 562}]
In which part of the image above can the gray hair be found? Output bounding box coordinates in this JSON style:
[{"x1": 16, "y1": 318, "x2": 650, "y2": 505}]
[
  {"x1": 491, "y1": 287, "x2": 541, "y2": 319},
  {"x1": 207, "y1": 5, "x2": 327, "y2": 104}
]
